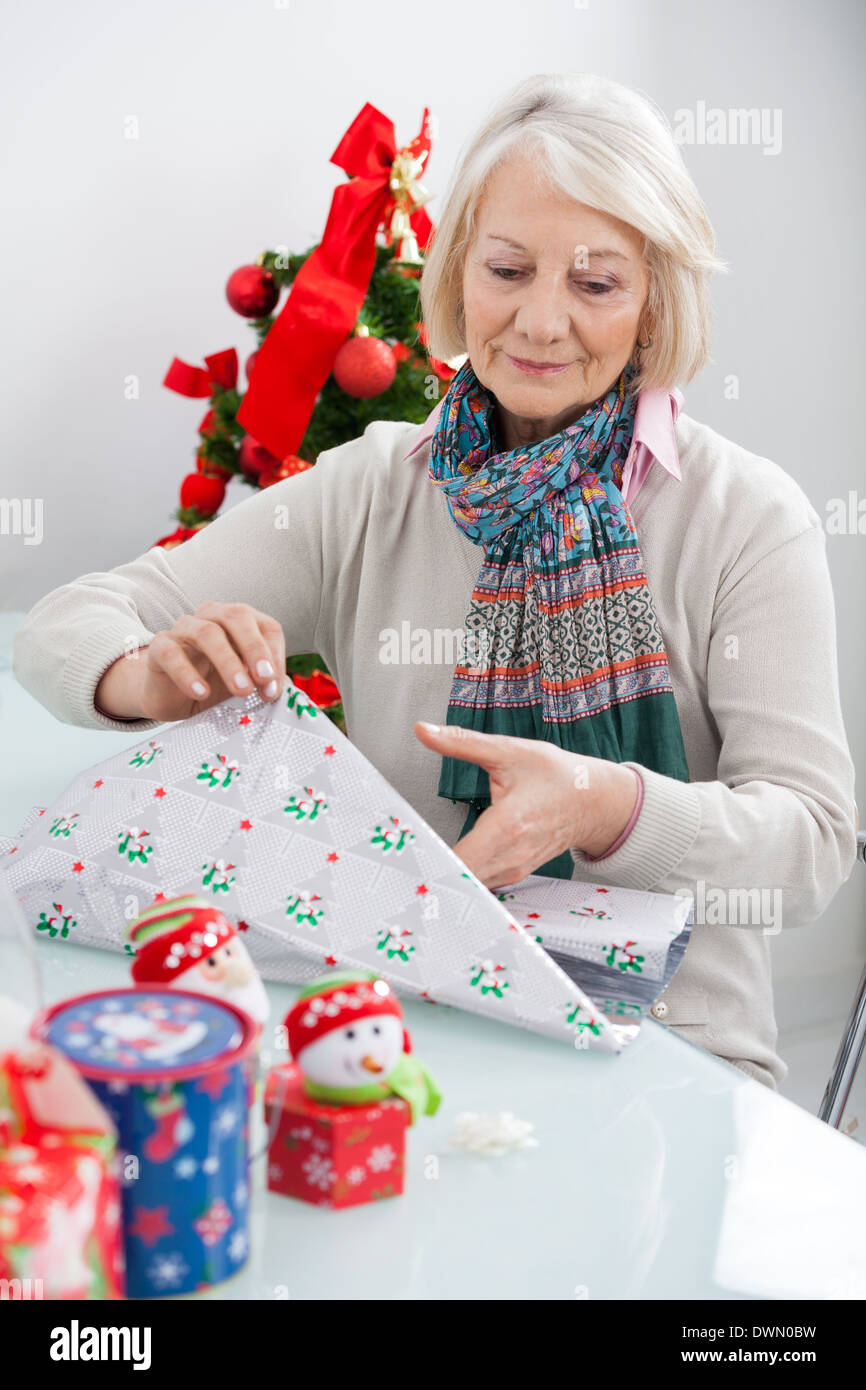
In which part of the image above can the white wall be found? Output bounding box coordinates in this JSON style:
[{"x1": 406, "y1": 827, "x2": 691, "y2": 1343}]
[{"x1": 2, "y1": 0, "x2": 863, "y2": 1028}]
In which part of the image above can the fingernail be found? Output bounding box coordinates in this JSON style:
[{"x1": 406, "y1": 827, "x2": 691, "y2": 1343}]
[
  {"x1": 192, "y1": 681, "x2": 207, "y2": 696},
  {"x1": 419, "y1": 721, "x2": 441, "y2": 733},
  {"x1": 257, "y1": 660, "x2": 275, "y2": 678},
  {"x1": 264, "y1": 679, "x2": 278, "y2": 698},
  {"x1": 234, "y1": 671, "x2": 250, "y2": 689}
]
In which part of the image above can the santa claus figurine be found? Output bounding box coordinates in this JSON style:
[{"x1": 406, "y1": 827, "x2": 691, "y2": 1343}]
[
  {"x1": 126, "y1": 896, "x2": 270, "y2": 1027},
  {"x1": 284, "y1": 972, "x2": 441, "y2": 1124}
]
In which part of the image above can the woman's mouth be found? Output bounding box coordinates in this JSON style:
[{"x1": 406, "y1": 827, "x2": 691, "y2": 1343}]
[{"x1": 505, "y1": 354, "x2": 571, "y2": 376}]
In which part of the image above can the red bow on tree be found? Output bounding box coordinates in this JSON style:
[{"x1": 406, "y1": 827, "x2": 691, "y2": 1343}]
[
  {"x1": 236, "y1": 104, "x2": 435, "y2": 462},
  {"x1": 163, "y1": 349, "x2": 239, "y2": 434}
]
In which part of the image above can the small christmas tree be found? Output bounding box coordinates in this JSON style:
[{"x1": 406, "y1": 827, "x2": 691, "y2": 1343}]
[{"x1": 157, "y1": 103, "x2": 464, "y2": 728}]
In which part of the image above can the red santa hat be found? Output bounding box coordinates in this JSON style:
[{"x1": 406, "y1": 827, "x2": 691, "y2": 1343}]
[
  {"x1": 127, "y1": 895, "x2": 237, "y2": 986},
  {"x1": 284, "y1": 973, "x2": 411, "y2": 1059}
]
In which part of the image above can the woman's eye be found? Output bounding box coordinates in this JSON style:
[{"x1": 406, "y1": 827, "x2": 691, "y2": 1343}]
[{"x1": 488, "y1": 266, "x2": 615, "y2": 294}]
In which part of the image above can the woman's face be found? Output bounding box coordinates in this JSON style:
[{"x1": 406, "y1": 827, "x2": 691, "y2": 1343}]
[{"x1": 461, "y1": 152, "x2": 650, "y2": 449}]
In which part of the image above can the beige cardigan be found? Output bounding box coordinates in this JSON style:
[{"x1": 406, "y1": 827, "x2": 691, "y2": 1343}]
[{"x1": 12, "y1": 411, "x2": 858, "y2": 1088}]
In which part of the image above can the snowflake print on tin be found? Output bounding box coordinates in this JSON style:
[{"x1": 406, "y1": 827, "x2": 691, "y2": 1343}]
[{"x1": 148, "y1": 1252, "x2": 189, "y2": 1290}]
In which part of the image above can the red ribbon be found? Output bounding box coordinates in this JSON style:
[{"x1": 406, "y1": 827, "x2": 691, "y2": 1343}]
[
  {"x1": 163, "y1": 348, "x2": 239, "y2": 434},
  {"x1": 163, "y1": 348, "x2": 239, "y2": 398},
  {"x1": 236, "y1": 103, "x2": 435, "y2": 461}
]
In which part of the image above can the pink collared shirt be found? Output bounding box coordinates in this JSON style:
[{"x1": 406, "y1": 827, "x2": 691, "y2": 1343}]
[
  {"x1": 402, "y1": 383, "x2": 684, "y2": 507},
  {"x1": 403, "y1": 381, "x2": 684, "y2": 861}
]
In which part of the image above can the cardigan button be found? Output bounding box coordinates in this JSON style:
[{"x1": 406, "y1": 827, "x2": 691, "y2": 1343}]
[{"x1": 650, "y1": 1000, "x2": 669, "y2": 1020}]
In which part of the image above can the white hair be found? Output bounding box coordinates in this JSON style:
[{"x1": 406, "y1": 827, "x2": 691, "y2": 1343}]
[{"x1": 419, "y1": 72, "x2": 728, "y2": 392}]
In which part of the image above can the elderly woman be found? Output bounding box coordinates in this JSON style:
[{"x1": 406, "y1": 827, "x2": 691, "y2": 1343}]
[{"x1": 13, "y1": 73, "x2": 857, "y2": 1091}]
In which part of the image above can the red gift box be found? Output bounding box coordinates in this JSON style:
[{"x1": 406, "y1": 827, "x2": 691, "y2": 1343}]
[
  {"x1": 264, "y1": 1063, "x2": 411, "y2": 1209},
  {"x1": 0, "y1": 1045, "x2": 124, "y2": 1299}
]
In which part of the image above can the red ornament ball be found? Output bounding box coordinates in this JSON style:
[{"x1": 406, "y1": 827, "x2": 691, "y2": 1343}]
[
  {"x1": 180, "y1": 472, "x2": 226, "y2": 516},
  {"x1": 238, "y1": 435, "x2": 279, "y2": 481},
  {"x1": 259, "y1": 455, "x2": 314, "y2": 488},
  {"x1": 154, "y1": 522, "x2": 208, "y2": 550},
  {"x1": 333, "y1": 335, "x2": 396, "y2": 399},
  {"x1": 225, "y1": 265, "x2": 279, "y2": 318}
]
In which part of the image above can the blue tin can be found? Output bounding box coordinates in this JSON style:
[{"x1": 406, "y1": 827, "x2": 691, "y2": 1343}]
[{"x1": 36, "y1": 987, "x2": 256, "y2": 1299}]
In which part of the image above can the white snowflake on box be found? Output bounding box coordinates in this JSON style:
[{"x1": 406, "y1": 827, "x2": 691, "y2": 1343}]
[
  {"x1": 268, "y1": 1162, "x2": 283, "y2": 1183},
  {"x1": 234, "y1": 1180, "x2": 248, "y2": 1208},
  {"x1": 174, "y1": 1156, "x2": 197, "y2": 1180},
  {"x1": 228, "y1": 1228, "x2": 248, "y2": 1263},
  {"x1": 346, "y1": 1166, "x2": 367, "y2": 1186},
  {"x1": 148, "y1": 1252, "x2": 189, "y2": 1290},
  {"x1": 367, "y1": 1144, "x2": 396, "y2": 1174},
  {"x1": 301, "y1": 1152, "x2": 334, "y2": 1190}
]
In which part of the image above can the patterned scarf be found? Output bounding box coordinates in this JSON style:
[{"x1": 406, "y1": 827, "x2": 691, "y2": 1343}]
[{"x1": 427, "y1": 357, "x2": 690, "y2": 878}]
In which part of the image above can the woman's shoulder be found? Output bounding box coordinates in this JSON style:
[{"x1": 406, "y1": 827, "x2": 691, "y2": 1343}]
[
  {"x1": 673, "y1": 409, "x2": 822, "y2": 543},
  {"x1": 313, "y1": 418, "x2": 426, "y2": 495}
]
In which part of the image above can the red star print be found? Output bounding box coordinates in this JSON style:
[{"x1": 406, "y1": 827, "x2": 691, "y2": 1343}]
[
  {"x1": 237, "y1": 920, "x2": 250, "y2": 933},
  {"x1": 153, "y1": 892, "x2": 166, "y2": 903},
  {"x1": 324, "y1": 954, "x2": 338, "y2": 966},
  {"x1": 128, "y1": 1206, "x2": 175, "y2": 1246},
  {"x1": 597, "y1": 888, "x2": 609, "y2": 894},
  {"x1": 239, "y1": 819, "x2": 253, "y2": 832},
  {"x1": 239, "y1": 715, "x2": 251, "y2": 726},
  {"x1": 324, "y1": 745, "x2": 336, "y2": 756},
  {"x1": 416, "y1": 884, "x2": 428, "y2": 896},
  {"x1": 154, "y1": 787, "x2": 166, "y2": 799},
  {"x1": 527, "y1": 911, "x2": 540, "y2": 918},
  {"x1": 72, "y1": 862, "x2": 84, "y2": 874},
  {"x1": 93, "y1": 780, "x2": 103, "y2": 789},
  {"x1": 326, "y1": 852, "x2": 339, "y2": 863}
]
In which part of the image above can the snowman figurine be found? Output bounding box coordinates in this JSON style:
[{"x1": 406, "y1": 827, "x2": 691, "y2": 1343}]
[
  {"x1": 284, "y1": 972, "x2": 441, "y2": 1124},
  {"x1": 126, "y1": 896, "x2": 270, "y2": 1028}
]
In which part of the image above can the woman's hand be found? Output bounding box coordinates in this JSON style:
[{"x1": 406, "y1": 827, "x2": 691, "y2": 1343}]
[
  {"x1": 95, "y1": 602, "x2": 287, "y2": 723},
  {"x1": 413, "y1": 721, "x2": 640, "y2": 890}
]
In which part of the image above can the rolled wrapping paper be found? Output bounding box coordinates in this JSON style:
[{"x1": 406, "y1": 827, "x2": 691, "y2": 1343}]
[{"x1": 1, "y1": 679, "x2": 693, "y2": 1053}]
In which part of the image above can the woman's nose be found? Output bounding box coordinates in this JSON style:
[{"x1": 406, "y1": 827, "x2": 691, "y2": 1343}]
[{"x1": 513, "y1": 276, "x2": 572, "y2": 343}]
